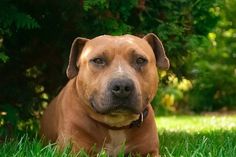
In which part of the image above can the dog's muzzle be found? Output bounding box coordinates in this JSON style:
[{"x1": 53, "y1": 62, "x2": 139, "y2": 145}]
[{"x1": 89, "y1": 77, "x2": 142, "y2": 114}]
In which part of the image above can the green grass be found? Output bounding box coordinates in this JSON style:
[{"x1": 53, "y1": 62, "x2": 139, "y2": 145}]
[
  {"x1": 0, "y1": 115, "x2": 236, "y2": 157},
  {"x1": 157, "y1": 115, "x2": 236, "y2": 157}
]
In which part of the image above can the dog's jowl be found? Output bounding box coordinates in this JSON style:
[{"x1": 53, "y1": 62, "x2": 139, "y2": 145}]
[{"x1": 40, "y1": 33, "x2": 169, "y2": 157}]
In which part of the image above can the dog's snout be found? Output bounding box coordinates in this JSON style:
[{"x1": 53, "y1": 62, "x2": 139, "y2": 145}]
[{"x1": 110, "y1": 78, "x2": 134, "y2": 98}]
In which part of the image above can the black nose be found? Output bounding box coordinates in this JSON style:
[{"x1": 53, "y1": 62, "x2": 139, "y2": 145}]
[{"x1": 110, "y1": 78, "x2": 134, "y2": 98}]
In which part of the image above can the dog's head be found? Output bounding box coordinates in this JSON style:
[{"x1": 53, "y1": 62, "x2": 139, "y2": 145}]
[{"x1": 66, "y1": 33, "x2": 169, "y2": 126}]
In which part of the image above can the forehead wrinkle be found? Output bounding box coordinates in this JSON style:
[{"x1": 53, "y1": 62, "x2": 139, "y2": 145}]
[
  {"x1": 80, "y1": 45, "x2": 92, "y2": 61},
  {"x1": 117, "y1": 37, "x2": 136, "y2": 46},
  {"x1": 125, "y1": 37, "x2": 136, "y2": 44},
  {"x1": 81, "y1": 44, "x2": 112, "y2": 60},
  {"x1": 116, "y1": 38, "x2": 142, "y2": 52}
]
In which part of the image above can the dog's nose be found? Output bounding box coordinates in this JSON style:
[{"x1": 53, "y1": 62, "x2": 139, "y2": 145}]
[{"x1": 110, "y1": 78, "x2": 134, "y2": 98}]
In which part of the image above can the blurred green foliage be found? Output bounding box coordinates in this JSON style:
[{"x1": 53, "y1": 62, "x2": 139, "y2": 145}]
[
  {"x1": 0, "y1": 0, "x2": 235, "y2": 136},
  {"x1": 187, "y1": 1, "x2": 236, "y2": 112}
]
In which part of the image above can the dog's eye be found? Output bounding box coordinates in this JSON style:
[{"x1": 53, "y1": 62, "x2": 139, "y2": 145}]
[
  {"x1": 91, "y1": 58, "x2": 106, "y2": 65},
  {"x1": 136, "y1": 57, "x2": 147, "y2": 65}
]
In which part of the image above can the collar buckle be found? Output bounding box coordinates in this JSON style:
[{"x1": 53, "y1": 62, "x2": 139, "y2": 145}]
[{"x1": 129, "y1": 107, "x2": 148, "y2": 128}]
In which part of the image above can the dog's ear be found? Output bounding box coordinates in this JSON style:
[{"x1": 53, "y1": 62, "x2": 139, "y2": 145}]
[
  {"x1": 66, "y1": 37, "x2": 89, "y2": 79},
  {"x1": 143, "y1": 33, "x2": 170, "y2": 70}
]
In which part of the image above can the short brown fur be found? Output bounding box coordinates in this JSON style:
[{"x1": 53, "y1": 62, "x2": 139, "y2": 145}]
[{"x1": 40, "y1": 33, "x2": 169, "y2": 157}]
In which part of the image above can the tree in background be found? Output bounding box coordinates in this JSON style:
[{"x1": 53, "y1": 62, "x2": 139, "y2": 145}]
[
  {"x1": 187, "y1": 0, "x2": 236, "y2": 112},
  {"x1": 0, "y1": 0, "x2": 234, "y2": 136}
]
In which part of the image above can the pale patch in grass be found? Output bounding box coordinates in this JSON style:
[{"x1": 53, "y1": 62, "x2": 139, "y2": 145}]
[{"x1": 156, "y1": 115, "x2": 236, "y2": 133}]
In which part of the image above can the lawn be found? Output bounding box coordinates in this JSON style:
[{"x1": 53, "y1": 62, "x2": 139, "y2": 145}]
[
  {"x1": 157, "y1": 115, "x2": 236, "y2": 157},
  {"x1": 0, "y1": 115, "x2": 236, "y2": 157}
]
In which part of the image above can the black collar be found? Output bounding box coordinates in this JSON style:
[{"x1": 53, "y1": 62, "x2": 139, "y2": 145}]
[
  {"x1": 98, "y1": 107, "x2": 149, "y2": 130},
  {"x1": 129, "y1": 107, "x2": 148, "y2": 128}
]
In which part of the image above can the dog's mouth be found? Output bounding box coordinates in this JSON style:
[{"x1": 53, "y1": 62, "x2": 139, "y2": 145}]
[
  {"x1": 89, "y1": 100, "x2": 141, "y2": 127},
  {"x1": 90, "y1": 100, "x2": 140, "y2": 115}
]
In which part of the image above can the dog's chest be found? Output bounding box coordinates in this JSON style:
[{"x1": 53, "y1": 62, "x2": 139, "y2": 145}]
[{"x1": 105, "y1": 130, "x2": 126, "y2": 156}]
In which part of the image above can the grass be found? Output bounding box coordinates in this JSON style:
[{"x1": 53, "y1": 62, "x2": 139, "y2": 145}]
[
  {"x1": 0, "y1": 115, "x2": 236, "y2": 157},
  {"x1": 157, "y1": 115, "x2": 236, "y2": 157}
]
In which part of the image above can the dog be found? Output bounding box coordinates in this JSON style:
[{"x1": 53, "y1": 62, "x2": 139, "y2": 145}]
[{"x1": 40, "y1": 33, "x2": 169, "y2": 156}]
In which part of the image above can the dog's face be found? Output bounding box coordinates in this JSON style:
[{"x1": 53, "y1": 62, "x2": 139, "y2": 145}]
[{"x1": 66, "y1": 34, "x2": 169, "y2": 126}]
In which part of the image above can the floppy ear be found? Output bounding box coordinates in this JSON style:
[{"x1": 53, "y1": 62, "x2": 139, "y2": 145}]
[
  {"x1": 143, "y1": 33, "x2": 170, "y2": 70},
  {"x1": 66, "y1": 37, "x2": 89, "y2": 79}
]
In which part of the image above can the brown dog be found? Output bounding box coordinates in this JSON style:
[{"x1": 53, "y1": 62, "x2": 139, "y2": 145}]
[{"x1": 40, "y1": 33, "x2": 169, "y2": 156}]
